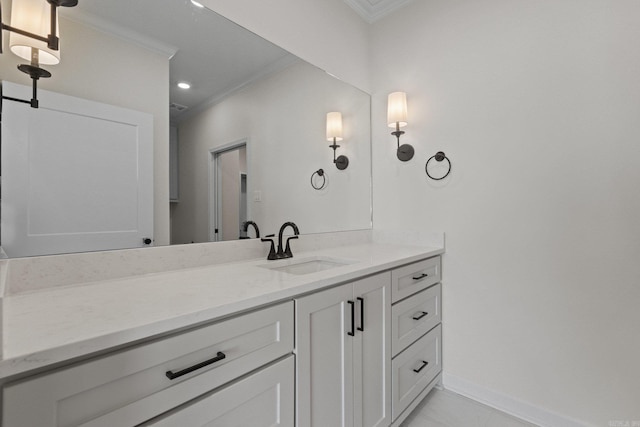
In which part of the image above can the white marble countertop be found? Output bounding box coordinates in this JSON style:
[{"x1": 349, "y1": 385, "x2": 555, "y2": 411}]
[{"x1": 0, "y1": 242, "x2": 443, "y2": 380}]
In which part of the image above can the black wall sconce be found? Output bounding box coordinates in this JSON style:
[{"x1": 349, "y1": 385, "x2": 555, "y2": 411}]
[
  {"x1": 388, "y1": 91, "x2": 414, "y2": 162},
  {"x1": 326, "y1": 112, "x2": 349, "y2": 170},
  {"x1": 0, "y1": 0, "x2": 78, "y2": 108}
]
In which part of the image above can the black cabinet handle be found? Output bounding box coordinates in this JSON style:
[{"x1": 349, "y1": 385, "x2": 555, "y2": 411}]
[
  {"x1": 348, "y1": 300, "x2": 355, "y2": 336},
  {"x1": 412, "y1": 311, "x2": 429, "y2": 320},
  {"x1": 165, "y1": 351, "x2": 226, "y2": 380},
  {"x1": 412, "y1": 273, "x2": 429, "y2": 280},
  {"x1": 413, "y1": 360, "x2": 429, "y2": 373},
  {"x1": 357, "y1": 297, "x2": 364, "y2": 332}
]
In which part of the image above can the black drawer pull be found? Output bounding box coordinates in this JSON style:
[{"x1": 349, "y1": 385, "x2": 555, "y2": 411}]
[
  {"x1": 412, "y1": 311, "x2": 429, "y2": 320},
  {"x1": 166, "y1": 351, "x2": 226, "y2": 380},
  {"x1": 413, "y1": 360, "x2": 429, "y2": 373},
  {"x1": 412, "y1": 273, "x2": 429, "y2": 280},
  {"x1": 348, "y1": 300, "x2": 355, "y2": 336},
  {"x1": 357, "y1": 297, "x2": 364, "y2": 332}
]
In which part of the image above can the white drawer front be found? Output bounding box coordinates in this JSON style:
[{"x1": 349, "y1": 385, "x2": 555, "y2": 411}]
[
  {"x1": 3, "y1": 301, "x2": 294, "y2": 427},
  {"x1": 141, "y1": 356, "x2": 295, "y2": 427},
  {"x1": 392, "y1": 324, "x2": 441, "y2": 420},
  {"x1": 391, "y1": 257, "x2": 441, "y2": 303},
  {"x1": 392, "y1": 283, "x2": 441, "y2": 356}
]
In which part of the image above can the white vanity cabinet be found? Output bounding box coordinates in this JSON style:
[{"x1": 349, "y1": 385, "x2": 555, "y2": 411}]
[
  {"x1": 296, "y1": 272, "x2": 392, "y2": 427},
  {"x1": 389, "y1": 257, "x2": 442, "y2": 426},
  {"x1": 2, "y1": 249, "x2": 444, "y2": 427},
  {"x1": 2, "y1": 301, "x2": 294, "y2": 427}
]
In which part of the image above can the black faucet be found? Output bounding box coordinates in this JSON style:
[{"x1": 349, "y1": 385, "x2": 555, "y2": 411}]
[
  {"x1": 277, "y1": 221, "x2": 300, "y2": 259},
  {"x1": 261, "y1": 234, "x2": 278, "y2": 260},
  {"x1": 240, "y1": 221, "x2": 260, "y2": 239}
]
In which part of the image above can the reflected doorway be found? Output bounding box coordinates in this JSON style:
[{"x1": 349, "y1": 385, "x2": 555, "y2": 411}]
[{"x1": 210, "y1": 140, "x2": 248, "y2": 242}]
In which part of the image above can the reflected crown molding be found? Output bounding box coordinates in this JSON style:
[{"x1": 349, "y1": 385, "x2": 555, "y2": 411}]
[
  {"x1": 173, "y1": 55, "x2": 300, "y2": 125},
  {"x1": 60, "y1": 8, "x2": 178, "y2": 58}
]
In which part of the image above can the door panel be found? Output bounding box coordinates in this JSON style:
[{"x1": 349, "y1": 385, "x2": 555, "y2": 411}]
[
  {"x1": 296, "y1": 284, "x2": 354, "y2": 427},
  {"x1": 353, "y1": 273, "x2": 392, "y2": 427},
  {"x1": 1, "y1": 82, "x2": 153, "y2": 257}
]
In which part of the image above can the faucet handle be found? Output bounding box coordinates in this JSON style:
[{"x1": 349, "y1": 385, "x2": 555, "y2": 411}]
[
  {"x1": 261, "y1": 235, "x2": 277, "y2": 260},
  {"x1": 284, "y1": 235, "x2": 299, "y2": 258}
]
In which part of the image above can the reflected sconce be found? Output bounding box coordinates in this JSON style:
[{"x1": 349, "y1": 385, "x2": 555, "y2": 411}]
[
  {"x1": 387, "y1": 91, "x2": 414, "y2": 161},
  {"x1": 326, "y1": 111, "x2": 349, "y2": 170},
  {"x1": 0, "y1": 0, "x2": 78, "y2": 108}
]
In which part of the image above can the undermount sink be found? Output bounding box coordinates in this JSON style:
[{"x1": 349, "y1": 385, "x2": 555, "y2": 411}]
[{"x1": 258, "y1": 256, "x2": 356, "y2": 275}]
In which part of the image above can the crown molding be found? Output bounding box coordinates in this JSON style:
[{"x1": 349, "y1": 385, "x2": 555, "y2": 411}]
[
  {"x1": 60, "y1": 9, "x2": 177, "y2": 58},
  {"x1": 343, "y1": 0, "x2": 415, "y2": 23}
]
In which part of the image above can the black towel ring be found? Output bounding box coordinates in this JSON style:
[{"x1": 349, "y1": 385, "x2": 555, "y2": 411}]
[
  {"x1": 425, "y1": 151, "x2": 452, "y2": 181},
  {"x1": 311, "y1": 168, "x2": 326, "y2": 190}
]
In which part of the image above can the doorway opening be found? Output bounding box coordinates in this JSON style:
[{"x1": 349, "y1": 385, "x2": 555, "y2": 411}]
[{"x1": 209, "y1": 140, "x2": 248, "y2": 242}]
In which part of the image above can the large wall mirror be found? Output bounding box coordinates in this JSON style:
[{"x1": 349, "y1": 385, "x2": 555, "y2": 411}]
[{"x1": 0, "y1": 0, "x2": 372, "y2": 258}]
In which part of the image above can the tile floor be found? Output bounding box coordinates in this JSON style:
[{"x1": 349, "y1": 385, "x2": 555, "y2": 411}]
[{"x1": 401, "y1": 389, "x2": 539, "y2": 427}]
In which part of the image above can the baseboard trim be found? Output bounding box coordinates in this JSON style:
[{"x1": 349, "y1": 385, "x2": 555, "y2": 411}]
[{"x1": 442, "y1": 372, "x2": 589, "y2": 427}]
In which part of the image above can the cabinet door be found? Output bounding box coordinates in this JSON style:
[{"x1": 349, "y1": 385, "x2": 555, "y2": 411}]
[
  {"x1": 353, "y1": 272, "x2": 392, "y2": 427},
  {"x1": 140, "y1": 356, "x2": 294, "y2": 427},
  {"x1": 296, "y1": 284, "x2": 354, "y2": 427}
]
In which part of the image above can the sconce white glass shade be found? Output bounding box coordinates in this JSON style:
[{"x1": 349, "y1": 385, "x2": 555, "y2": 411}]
[
  {"x1": 326, "y1": 112, "x2": 343, "y2": 142},
  {"x1": 387, "y1": 91, "x2": 408, "y2": 128},
  {"x1": 9, "y1": 0, "x2": 61, "y2": 65}
]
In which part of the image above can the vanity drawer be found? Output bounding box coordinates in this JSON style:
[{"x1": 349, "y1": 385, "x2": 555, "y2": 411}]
[
  {"x1": 391, "y1": 256, "x2": 441, "y2": 303},
  {"x1": 391, "y1": 324, "x2": 441, "y2": 420},
  {"x1": 3, "y1": 301, "x2": 294, "y2": 427},
  {"x1": 392, "y1": 283, "x2": 441, "y2": 356},
  {"x1": 140, "y1": 355, "x2": 294, "y2": 427}
]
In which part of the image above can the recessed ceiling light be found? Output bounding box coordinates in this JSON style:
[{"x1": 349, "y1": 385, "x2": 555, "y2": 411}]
[
  {"x1": 190, "y1": 0, "x2": 204, "y2": 8},
  {"x1": 177, "y1": 82, "x2": 191, "y2": 89}
]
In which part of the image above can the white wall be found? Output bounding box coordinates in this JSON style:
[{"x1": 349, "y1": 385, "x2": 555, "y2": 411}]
[
  {"x1": 200, "y1": 0, "x2": 371, "y2": 93},
  {"x1": 173, "y1": 61, "x2": 371, "y2": 244},
  {"x1": 0, "y1": 7, "x2": 171, "y2": 246},
  {"x1": 371, "y1": 0, "x2": 640, "y2": 425}
]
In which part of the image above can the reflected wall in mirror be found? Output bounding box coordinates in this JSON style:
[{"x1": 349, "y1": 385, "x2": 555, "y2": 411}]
[{"x1": 0, "y1": 0, "x2": 372, "y2": 258}]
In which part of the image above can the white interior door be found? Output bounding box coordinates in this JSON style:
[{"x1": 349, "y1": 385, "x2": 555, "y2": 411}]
[{"x1": 1, "y1": 82, "x2": 154, "y2": 257}]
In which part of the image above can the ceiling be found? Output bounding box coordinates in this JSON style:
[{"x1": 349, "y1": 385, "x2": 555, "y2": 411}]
[
  {"x1": 60, "y1": 0, "x2": 410, "y2": 122},
  {"x1": 63, "y1": 0, "x2": 294, "y2": 123}
]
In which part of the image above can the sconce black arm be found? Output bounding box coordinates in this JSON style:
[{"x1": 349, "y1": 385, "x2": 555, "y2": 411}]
[
  {"x1": 329, "y1": 138, "x2": 349, "y2": 170},
  {"x1": 391, "y1": 122, "x2": 414, "y2": 162},
  {"x1": 0, "y1": 22, "x2": 51, "y2": 50},
  {"x1": 1, "y1": 64, "x2": 50, "y2": 108}
]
